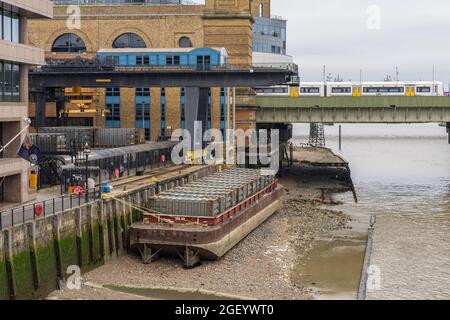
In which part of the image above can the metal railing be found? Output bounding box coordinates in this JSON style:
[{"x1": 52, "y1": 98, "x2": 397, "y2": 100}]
[
  {"x1": 53, "y1": 0, "x2": 200, "y2": 6},
  {"x1": 0, "y1": 187, "x2": 102, "y2": 231},
  {"x1": 35, "y1": 58, "x2": 298, "y2": 75}
]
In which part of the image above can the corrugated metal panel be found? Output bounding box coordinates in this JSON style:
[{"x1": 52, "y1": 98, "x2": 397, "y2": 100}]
[{"x1": 148, "y1": 168, "x2": 274, "y2": 217}]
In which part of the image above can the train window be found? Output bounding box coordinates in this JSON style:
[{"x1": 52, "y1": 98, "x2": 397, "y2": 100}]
[
  {"x1": 166, "y1": 55, "x2": 180, "y2": 66},
  {"x1": 197, "y1": 56, "x2": 211, "y2": 68},
  {"x1": 276, "y1": 87, "x2": 288, "y2": 93},
  {"x1": 300, "y1": 87, "x2": 320, "y2": 93},
  {"x1": 331, "y1": 87, "x2": 351, "y2": 93},
  {"x1": 417, "y1": 87, "x2": 431, "y2": 93},
  {"x1": 363, "y1": 87, "x2": 404, "y2": 93},
  {"x1": 136, "y1": 56, "x2": 150, "y2": 66},
  {"x1": 106, "y1": 56, "x2": 120, "y2": 65},
  {"x1": 363, "y1": 88, "x2": 375, "y2": 93}
]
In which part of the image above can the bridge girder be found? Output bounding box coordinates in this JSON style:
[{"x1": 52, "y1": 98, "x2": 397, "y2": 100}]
[{"x1": 256, "y1": 97, "x2": 450, "y2": 123}]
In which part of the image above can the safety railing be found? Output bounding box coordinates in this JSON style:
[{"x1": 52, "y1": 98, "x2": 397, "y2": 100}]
[
  {"x1": 53, "y1": 0, "x2": 199, "y2": 6},
  {"x1": 0, "y1": 187, "x2": 102, "y2": 231}
]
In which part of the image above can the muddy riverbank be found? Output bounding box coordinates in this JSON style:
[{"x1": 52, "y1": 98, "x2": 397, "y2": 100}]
[{"x1": 47, "y1": 168, "x2": 358, "y2": 300}]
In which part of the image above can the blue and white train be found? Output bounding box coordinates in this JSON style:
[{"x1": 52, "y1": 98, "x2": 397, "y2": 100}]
[{"x1": 96, "y1": 47, "x2": 228, "y2": 70}]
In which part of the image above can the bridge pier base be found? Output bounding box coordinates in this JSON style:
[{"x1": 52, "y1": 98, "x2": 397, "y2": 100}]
[
  {"x1": 35, "y1": 90, "x2": 47, "y2": 128},
  {"x1": 185, "y1": 87, "x2": 210, "y2": 161},
  {"x1": 447, "y1": 123, "x2": 450, "y2": 144}
]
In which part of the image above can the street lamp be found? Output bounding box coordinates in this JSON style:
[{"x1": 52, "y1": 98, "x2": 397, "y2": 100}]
[{"x1": 84, "y1": 142, "x2": 91, "y2": 201}]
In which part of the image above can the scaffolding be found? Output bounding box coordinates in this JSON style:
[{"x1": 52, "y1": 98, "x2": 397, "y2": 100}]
[{"x1": 309, "y1": 123, "x2": 326, "y2": 147}]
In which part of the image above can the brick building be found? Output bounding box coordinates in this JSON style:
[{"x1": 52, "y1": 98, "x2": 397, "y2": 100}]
[{"x1": 27, "y1": 0, "x2": 282, "y2": 140}]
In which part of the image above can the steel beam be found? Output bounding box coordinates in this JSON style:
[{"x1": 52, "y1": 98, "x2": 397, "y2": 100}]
[
  {"x1": 29, "y1": 69, "x2": 291, "y2": 89},
  {"x1": 256, "y1": 97, "x2": 450, "y2": 123},
  {"x1": 35, "y1": 90, "x2": 47, "y2": 128},
  {"x1": 185, "y1": 87, "x2": 210, "y2": 150},
  {"x1": 256, "y1": 106, "x2": 450, "y2": 123},
  {"x1": 447, "y1": 123, "x2": 450, "y2": 144}
]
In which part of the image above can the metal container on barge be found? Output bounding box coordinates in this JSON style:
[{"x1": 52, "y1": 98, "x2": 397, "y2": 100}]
[{"x1": 130, "y1": 168, "x2": 283, "y2": 267}]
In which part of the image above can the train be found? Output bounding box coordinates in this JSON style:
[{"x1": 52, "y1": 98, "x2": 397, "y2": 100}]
[
  {"x1": 256, "y1": 81, "x2": 445, "y2": 97},
  {"x1": 96, "y1": 47, "x2": 228, "y2": 70}
]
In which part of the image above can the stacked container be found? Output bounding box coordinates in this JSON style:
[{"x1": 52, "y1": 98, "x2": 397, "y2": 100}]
[{"x1": 149, "y1": 168, "x2": 274, "y2": 217}]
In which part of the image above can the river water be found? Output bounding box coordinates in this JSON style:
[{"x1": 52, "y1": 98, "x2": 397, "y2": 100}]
[{"x1": 292, "y1": 123, "x2": 450, "y2": 300}]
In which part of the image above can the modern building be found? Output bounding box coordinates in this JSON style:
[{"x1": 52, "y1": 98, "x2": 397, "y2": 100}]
[
  {"x1": 27, "y1": 0, "x2": 288, "y2": 138},
  {"x1": 0, "y1": 0, "x2": 53, "y2": 206},
  {"x1": 253, "y1": 15, "x2": 286, "y2": 55}
]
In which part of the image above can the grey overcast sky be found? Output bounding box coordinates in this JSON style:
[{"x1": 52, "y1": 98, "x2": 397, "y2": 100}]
[{"x1": 271, "y1": 0, "x2": 450, "y2": 87}]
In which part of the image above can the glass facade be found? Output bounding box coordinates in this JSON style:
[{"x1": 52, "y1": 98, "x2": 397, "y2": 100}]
[
  {"x1": 135, "y1": 88, "x2": 150, "y2": 140},
  {"x1": 105, "y1": 88, "x2": 121, "y2": 128},
  {"x1": 1, "y1": 4, "x2": 20, "y2": 44},
  {"x1": 0, "y1": 60, "x2": 20, "y2": 102},
  {"x1": 253, "y1": 16, "x2": 286, "y2": 55}
]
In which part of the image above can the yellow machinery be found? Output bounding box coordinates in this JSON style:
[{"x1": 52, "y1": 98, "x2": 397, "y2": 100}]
[{"x1": 63, "y1": 86, "x2": 105, "y2": 116}]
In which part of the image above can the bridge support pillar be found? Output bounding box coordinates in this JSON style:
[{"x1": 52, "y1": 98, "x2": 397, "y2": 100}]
[
  {"x1": 185, "y1": 87, "x2": 210, "y2": 157},
  {"x1": 447, "y1": 123, "x2": 450, "y2": 144},
  {"x1": 35, "y1": 90, "x2": 47, "y2": 128}
]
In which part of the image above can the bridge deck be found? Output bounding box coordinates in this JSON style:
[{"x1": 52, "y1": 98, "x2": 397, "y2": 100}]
[{"x1": 256, "y1": 96, "x2": 450, "y2": 123}]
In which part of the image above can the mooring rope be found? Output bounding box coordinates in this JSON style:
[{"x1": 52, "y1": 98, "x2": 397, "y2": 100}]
[{"x1": 109, "y1": 196, "x2": 208, "y2": 228}]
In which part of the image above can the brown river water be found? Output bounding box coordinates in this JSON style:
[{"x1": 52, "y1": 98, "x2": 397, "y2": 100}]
[{"x1": 292, "y1": 123, "x2": 450, "y2": 300}]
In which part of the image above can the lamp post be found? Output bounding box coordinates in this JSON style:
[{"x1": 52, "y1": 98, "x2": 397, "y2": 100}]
[{"x1": 84, "y1": 143, "x2": 91, "y2": 202}]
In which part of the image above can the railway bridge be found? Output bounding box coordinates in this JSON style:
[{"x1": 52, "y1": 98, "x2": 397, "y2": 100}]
[{"x1": 255, "y1": 96, "x2": 450, "y2": 143}]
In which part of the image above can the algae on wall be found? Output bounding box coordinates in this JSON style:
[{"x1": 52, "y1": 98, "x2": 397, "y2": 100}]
[
  {"x1": 0, "y1": 166, "x2": 209, "y2": 300},
  {"x1": 0, "y1": 233, "x2": 9, "y2": 300}
]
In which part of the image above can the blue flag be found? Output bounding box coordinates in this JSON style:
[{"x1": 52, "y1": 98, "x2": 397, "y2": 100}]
[{"x1": 17, "y1": 135, "x2": 43, "y2": 165}]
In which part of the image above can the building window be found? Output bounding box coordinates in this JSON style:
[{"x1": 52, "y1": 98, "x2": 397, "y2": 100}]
[
  {"x1": 220, "y1": 88, "x2": 227, "y2": 140},
  {"x1": 160, "y1": 88, "x2": 166, "y2": 132},
  {"x1": 0, "y1": 60, "x2": 20, "y2": 102},
  {"x1": 1, "y1": 5, "x2": 20, "y2": 43},
  {"x1": 179, "y1": 37, "x2": 192, "y2": 48},
  {"x1": 105, "y1": 88, "x2": 120, "y2": 128},
  {"x1": 135, "y1": 88, "x2": 150, "y2": 140},
  {"x1": 259, "y1": 3, "x2": 264, "y2": 17},
  {"x1": 208, "y1": 88, "x2": 212, "y2": 130},
  {"x1": 112, "y1": 33, "x2": 146, "y2": 48},
  {"x1": 180, "y1": 88, "x2": 186, "y2": 129},
  {"x1": 52, "y1": 33, "x2": 87, "y2": 53}
]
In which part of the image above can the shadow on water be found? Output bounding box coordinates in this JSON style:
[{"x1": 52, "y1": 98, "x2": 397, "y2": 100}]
[
  {"x1": 104, "y1": 285, "x2": 241, "y2": 300},
  {"x1": 291, "y1": 238, "x2": 366, "y2": 300}
]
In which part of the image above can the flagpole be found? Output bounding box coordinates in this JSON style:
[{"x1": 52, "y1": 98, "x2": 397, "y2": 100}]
[{"x1": 0, "y1": 118, "x2": 31, "y2": 154}]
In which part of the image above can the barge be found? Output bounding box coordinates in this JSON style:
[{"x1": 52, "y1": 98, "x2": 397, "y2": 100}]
[{"x1": 130, "y1": 168, "x2": 284, "y2": 267}]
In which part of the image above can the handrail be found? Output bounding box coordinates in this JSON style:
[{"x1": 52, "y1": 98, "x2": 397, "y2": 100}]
[{"x1": 0, "y1": 187, "x2": 102, "y2": 230}]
